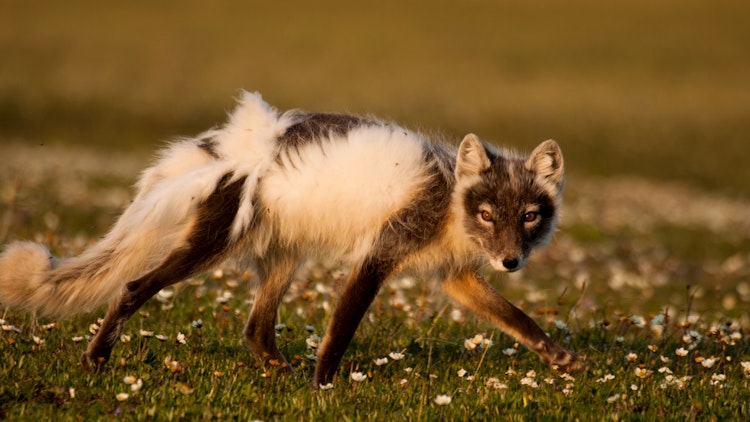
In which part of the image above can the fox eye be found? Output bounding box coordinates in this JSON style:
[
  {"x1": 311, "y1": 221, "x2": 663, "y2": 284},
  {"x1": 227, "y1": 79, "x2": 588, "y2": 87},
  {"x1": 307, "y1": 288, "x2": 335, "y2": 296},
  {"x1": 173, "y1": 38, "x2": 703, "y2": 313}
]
[
  {"x1": 480, "y1": 210, "x2": 493, "y2": 222},
  {"x1": 523, "y1": 211, "x2": 538, "y2": 223}
]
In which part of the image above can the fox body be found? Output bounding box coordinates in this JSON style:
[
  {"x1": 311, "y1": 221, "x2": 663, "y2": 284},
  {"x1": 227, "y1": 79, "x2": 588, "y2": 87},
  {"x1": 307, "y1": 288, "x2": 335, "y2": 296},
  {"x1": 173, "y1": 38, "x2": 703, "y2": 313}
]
[{"x1": 0, "y1": 92, "x2": 581, "y2": 386}]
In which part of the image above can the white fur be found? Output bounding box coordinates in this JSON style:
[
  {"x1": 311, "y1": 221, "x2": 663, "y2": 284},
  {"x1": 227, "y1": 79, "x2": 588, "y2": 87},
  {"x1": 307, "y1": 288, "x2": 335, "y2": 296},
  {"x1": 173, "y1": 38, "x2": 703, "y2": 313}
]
[{"x1": 259, "y1": 125, "x2": 431, "y2": 262}]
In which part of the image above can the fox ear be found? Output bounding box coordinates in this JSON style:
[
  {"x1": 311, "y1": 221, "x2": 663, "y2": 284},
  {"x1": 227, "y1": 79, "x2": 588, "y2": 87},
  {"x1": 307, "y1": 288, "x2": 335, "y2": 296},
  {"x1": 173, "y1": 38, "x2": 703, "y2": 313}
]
[
  {"x1": 456, "y1": 134, "x2": 491, "y2": 180},
  {"x1": 525, "y1": 139, "x2": 564, "y2": 188}
]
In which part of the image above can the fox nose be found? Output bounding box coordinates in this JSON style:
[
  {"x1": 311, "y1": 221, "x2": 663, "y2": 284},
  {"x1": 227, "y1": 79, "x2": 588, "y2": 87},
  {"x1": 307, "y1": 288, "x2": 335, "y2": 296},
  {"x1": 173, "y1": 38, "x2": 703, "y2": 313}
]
[{"x1": 502, "y1": 258, "x2": 520, "y2": 271}]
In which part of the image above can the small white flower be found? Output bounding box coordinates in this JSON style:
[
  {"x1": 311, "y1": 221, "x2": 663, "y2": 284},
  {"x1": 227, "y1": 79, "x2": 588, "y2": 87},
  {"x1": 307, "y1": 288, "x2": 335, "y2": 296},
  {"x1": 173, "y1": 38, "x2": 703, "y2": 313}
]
[
  {"x1": 131, "y1": 379, "x2": 143, "y2": 392},
  {"x1": 596, "y1": 373, "x2": 615, "y2": 383},
  {"x1": 457, "y1": 368, "x2": 467, "y2": 378},
  {"x1": 399, "y1": 379, "x2": 408, "y2": 387},
  {"x1": 710, "y1": 373, "x2": 726, "y2": 386},
  {"x1": 554, "y1": 320, "x2": 569, "y2": 331},
  {"x1": 675, "y1": 347, "x2": 689, "y2": 357},
  {"x1": 71, "y1": 336, "x2": 85, "y2": 343},
  {"x1": 115, "y1": 393, "x2": 129, "y2": 401},
  {"x1": 32, "y1": 336, "x2": 45, "y2": 345},
  {"x1": 502, "y1": 348, "x2": 517, "y2": 356},
  {"x1": 434, "y1": 394, "x2": 452, "y2": 406},
  {"x1": 274, "y1": 323, "x2": 287, "y2": 331},
  {"x1": 389, "y1": 352, "x2": 404, "y2": 360},
  {"x1": 520, "y1": 377, "x2": 538, "y2": 388},
  {"x1": 123, "y1": 375, "x2": 137, "y2": 385},
  {"x1": 630, "y1": 384, "x2": 638, "y2": 391},
  {"x1": 139, "y1": 329, "x2": 154, "y2": 338},
  {"x1": 559, "y1": 373, "x2": 575, "y2": 382},
  {"x1": 525, "y1": 369, "x2": 537, "y2": 378},
  {"x1": 69, "y1": 388, "x2": 75, "y2": 399},
  {"x1": 658, "y1": 366, "x2": 673, "y2": 374},
  {"x1": 155, "y1": 334, "x2": 169, "y2": 341},
  {"x1": 606, "y1": 393, "x2": 620, "y2": 403},
  {"x1": 374, "y1": 357, "x2": 388, "y2": 366},
  {"x1": 120, "y1": 334, "x2": 131, "y2": 343},
  {"x1": 176, "y1": 332, "x2": 186, "y2": 345},
  {"x1": 306, "y1": 334, "x2": 321, "y2": 349},
  {"x1": 318, "y1": 383, "x2": 334, "y2": 390},
  {"x1": 350, "y1": 372, "x2": 367, "y2": 382},
  {"x1": 741, "y1": 361, "x2": 750, "y2": 378},
  {"x1": 464, "y1": 339, "x2": 477, "y2": 351},
  {"x1": 701, "y1": 358, "x2": 716, "y2": 368},
  {"x1": 682, "y1": 330, "x2": 702, "y2": 345},
  {"x1": 625, "y1": 352, "x2": 638, "y2": 362}
]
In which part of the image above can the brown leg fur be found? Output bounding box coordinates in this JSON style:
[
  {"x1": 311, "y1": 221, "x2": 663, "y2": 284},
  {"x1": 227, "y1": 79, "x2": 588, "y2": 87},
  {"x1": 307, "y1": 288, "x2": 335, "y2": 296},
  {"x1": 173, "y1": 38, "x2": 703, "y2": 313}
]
[
  {"x1": 244, "y1": 249, "x2": 300, "y2": 371},
  {"x1": 312, "y1": 257, "x2": 395, "y2": 388},
  {"x1": 441, "y1": 270, "x2": 583, "y2": 372}
]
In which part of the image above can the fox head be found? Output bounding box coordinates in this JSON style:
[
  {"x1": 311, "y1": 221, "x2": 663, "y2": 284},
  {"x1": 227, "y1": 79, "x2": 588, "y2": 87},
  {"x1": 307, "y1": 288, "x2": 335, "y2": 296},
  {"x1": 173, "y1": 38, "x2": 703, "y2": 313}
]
[{"x1": 455, "y1": 134, "x2": 564, "y2": 272}]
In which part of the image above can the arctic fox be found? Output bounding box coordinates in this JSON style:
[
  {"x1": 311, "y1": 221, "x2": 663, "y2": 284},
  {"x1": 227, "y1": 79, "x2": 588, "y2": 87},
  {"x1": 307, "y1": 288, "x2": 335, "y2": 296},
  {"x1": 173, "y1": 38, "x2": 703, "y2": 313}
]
[{"x1": 0, "y1": 92, "x2": 581, "y2": 387}]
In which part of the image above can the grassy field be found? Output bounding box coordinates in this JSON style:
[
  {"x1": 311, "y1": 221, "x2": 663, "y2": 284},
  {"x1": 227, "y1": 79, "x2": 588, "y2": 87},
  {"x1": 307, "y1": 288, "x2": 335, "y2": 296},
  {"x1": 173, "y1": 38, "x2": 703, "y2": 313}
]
[{"x1": 2, "y1": 0, "x2": 750, "y2": 420}]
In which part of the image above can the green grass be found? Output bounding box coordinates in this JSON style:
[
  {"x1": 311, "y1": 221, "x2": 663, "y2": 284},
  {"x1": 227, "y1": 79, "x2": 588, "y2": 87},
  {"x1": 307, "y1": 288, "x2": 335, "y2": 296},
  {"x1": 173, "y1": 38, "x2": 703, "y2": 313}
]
[
  {"x1": 2, "y1": 145, "x2": 749, "y2": 420},
  {"x1": 2, "y1": 0, "x2": 750, "y2": 419}
]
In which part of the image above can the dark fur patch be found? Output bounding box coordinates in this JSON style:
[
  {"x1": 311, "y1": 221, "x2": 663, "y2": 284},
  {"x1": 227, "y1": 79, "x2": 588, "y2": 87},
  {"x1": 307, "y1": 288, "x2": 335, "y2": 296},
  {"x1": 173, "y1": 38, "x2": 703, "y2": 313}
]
[
  {"x1": 372, "y1": 146, "x2": 455, "y2": 262},
  {"x1": 198, "y1": 139, "x2": 220, "y2": 159},
  {"x1": 278, "y1": 113, "x2": 371, "y2": 149}
]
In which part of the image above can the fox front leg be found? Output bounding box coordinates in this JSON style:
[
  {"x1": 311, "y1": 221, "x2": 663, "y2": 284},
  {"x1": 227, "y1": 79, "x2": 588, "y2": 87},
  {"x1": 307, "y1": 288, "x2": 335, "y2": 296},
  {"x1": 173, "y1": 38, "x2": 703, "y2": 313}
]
[
  {"x1": 312, "y1": 257, "x2": 394, "y2": 388},
  {"x1": 441, "y1": 270, "x2": 583, "y2": 372}
]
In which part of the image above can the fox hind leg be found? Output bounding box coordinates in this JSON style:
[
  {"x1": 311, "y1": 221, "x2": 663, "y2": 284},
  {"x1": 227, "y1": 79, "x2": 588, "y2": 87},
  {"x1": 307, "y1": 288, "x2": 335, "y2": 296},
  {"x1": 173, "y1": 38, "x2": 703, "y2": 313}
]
[
  {"x1": 243, "y1": 248, "x2": 300, "y2": 372},
  {"x1": 441, "y1": 270, "x2": 583, "y2": 372},
  {"x1": 82, "y1": 172, "x2": 247, "y2": 370}
]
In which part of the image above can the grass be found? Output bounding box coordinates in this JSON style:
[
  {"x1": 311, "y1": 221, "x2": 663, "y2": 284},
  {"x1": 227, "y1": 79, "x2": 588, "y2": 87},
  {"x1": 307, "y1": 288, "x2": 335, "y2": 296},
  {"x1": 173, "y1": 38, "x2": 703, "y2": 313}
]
[
  {"x1": 2, "y1": 0, "x2": 750, "y2": 420},
  {"x1": 2, "y1": 145, "x2": 749, "y2": 421}
]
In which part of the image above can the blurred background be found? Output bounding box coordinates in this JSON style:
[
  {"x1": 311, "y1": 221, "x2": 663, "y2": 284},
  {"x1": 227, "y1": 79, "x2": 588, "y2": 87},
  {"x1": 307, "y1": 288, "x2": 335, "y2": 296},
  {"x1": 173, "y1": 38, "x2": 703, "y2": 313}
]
[
  {"x1": 1, "y1": 0, "x2": 749, "y2": 319},
  {"x1": 2, "y1": 0, "x2": 748, "y2": 195}
]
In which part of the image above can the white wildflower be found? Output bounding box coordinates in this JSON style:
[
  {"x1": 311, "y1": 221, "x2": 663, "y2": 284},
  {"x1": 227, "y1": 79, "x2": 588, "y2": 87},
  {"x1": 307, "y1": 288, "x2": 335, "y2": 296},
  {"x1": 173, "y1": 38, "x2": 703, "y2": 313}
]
[
  {"x1": 139, "y1": 329, "x2": 154, "y2": 338},
  {"x1": 350, "y1": 372, "x2": 367, "y2": 382},
  {"x1": 306, "y1": 334, "x2": 321, "y2": 349},
  {"x1": 318, "y1": 383, "x2": 334, "y2": 390},
  {"x1": 596, "y1": 373, "x2": 615, "y2": 383},
  {"x1": 675, "y1": 347, "x2": 689, "y2": 357},
  {"x1": 176, "y1": 332, "x2": 186, "y2": 345},
  {"x1": 72, "y1": 336, "x2": 85, "y2": 343},
  {"x1": 710, "y1": 373, "x2": 726, "y2": 386},
  {"x1": 434, "y1": 394, "x2": 452, "y2": 406},
  {"x1": 701, "y1": 357, "x2": 716, "y2": 368},
  {"x1": 374, "y1": 357, "x2": 388, "y2": 366},
  {"x1": 520, "y1": 377, "x2": 538, "y2": 388},
  {"x1": 120, "y1": 334, "x2": 131, "y2": 343},
  {"x1": 741, "y1": 361, "x2": 750, "y2": 378},
  {"x1": 389, "y1": 352, "x2": 404, "y2": 360},
  {"x1": 32, "y1": 336, "x2": 45, "y2": 345},
  {"x1": 502, "y1": 348, "x2": 517, "y2": 356},
  {"x1": 115, "y1": 393, "x2": 129, "y2": 401},
  {"x1": 155, "y1": 334, "x2": 169, "y2": 341},
  {"x1": 625, "y1": 352, "x2": 638, "y2": 362}
]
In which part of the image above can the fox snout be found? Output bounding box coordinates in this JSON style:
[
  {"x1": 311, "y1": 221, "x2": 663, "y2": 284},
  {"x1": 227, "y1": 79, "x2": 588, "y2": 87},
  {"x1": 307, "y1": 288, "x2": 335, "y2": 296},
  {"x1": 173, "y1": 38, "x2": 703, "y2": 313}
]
[{"x1": 489, "y1": 254, "x2": 527, "y2": 272}]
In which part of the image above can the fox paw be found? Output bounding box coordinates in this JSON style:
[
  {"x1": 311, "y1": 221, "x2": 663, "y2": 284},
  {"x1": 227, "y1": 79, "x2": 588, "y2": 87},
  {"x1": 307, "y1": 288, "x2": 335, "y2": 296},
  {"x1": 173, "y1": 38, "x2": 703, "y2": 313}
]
[
  {"x1": 80, "y1": 352, "x2": 108, "y2": 372},
  {"x1": 548, "y1": 349, "x2": 587, "y2": 373}
]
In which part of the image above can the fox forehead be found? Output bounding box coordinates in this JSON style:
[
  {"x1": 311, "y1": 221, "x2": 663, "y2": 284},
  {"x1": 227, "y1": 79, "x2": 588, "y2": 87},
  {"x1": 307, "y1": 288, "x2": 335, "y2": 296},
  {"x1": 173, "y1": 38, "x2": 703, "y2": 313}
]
[{"x1": 463, "y1": 157, "x2": 558, "y2": 218}]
